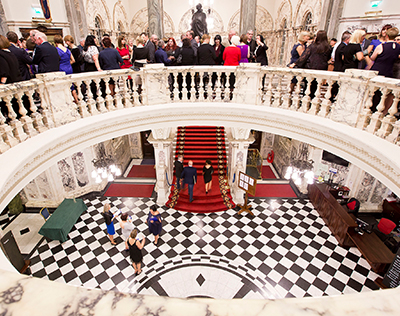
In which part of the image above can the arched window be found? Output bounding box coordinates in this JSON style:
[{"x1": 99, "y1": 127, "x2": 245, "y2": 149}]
[
  {"x1": 279, "y1": 19, "x2": 287, "y2": 65},
  {"x1": 94, "y1": 16, "x2": 102, "y2": 42},
  {"x1": 303, "y1": 12, "x2": 312, "y2": 31},
  {"x1": 117, "y1": 22, "x2": 123, "y2": 37}
]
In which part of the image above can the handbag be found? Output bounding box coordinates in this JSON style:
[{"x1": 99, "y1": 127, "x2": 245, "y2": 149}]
[{"x1": 176, "y1": 48, "x2": 183, "y2": 65}]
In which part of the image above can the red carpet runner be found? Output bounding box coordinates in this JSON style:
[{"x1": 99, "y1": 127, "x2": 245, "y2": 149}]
[{"x1": 166, "y1": 126, "x2": 235, "y2": 213}]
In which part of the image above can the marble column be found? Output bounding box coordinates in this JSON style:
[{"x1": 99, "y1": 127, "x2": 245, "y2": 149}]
[
  {"x1": 0, "y1": 0, "x2": 8, "y2": 35},
  {"x1": 226, "y1": 128, "x2": 254, "y2": 205},
  {"x1": 64, "y1": 0, "x2": 89, "y2": 41},
  {"x1": 319, "y1": 0, "x2": 346, "y2": 39},
  {"x1": 147, "y1": 0, "x2": 164, "y2": 38},
  {"x1": 239, "y1": 0, "x2": 257, "y2": 34},
  {"x1": 147, "y1": 128, "x2": 174, "y2": 205}
]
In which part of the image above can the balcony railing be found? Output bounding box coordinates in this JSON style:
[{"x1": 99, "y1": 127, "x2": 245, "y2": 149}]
[{"x1": 0, "y1": 64, "x2": 399, "y2": 155}]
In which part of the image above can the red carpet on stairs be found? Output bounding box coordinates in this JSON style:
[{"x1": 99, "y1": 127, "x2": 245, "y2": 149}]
[
  {"x1": 166, "y1": 126, "x2": 235, "y2": 213},
  {"x1": 127, "y1": 165, "x2": 156, "y2": 178},
  {"x1": 104, "y1": 183, "x2": 154, "y2": 197}
]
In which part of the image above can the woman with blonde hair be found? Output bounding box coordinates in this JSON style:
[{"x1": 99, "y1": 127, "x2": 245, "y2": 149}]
[
  {"x1": 289, "y1": 31, "x2": 310, "y2": 66},
  {"x1": 101, "y1": 203, "x2": 116, "y2": 245},
  {"x1": 343, "y1": 29, "x2": 370, "y2": 71},
  {"x1": 127, "y1": 229, "x2": 145, "y2": 275}
]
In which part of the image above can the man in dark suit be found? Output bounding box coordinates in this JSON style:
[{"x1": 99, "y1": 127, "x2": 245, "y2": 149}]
[
  {"x1": 32, "y1": 32, "x2": 60, "y2": 73},
  {"x1": 246, "y1": 30, "x2": 257, "y2": 62},
  {"x1": 174, "y1": 155, "x2": 184, "y2": 190},
  {"x1": 181, "y1": 160, "x2": 197, "y2": 202},
  {"x1": 141, "y1": 32, "x2": 156, "y2": 63},
  {"x1": 6, "y1": 31, "x2": 33, "y2": 81},
  {"x1": 333, "y1": 31, "x2": 351, "y2": 72}
]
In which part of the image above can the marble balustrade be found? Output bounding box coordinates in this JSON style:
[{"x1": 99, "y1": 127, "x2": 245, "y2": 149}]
[{"x1": 0, "y1": 65, "x2": 399, "y2": 155}]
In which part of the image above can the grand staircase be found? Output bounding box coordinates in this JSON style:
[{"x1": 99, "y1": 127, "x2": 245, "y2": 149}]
[{"x1": 166, "y1": 126, "x2": 235, "y2": 213}]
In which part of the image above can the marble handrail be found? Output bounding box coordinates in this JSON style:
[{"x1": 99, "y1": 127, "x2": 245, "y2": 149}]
[{"x1": 0, "y1": 66, "x2": 399, "y2": 155}]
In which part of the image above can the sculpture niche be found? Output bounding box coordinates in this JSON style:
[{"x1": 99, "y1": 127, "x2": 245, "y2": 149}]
[{"x1": 191, "y1": 3, "x2": 208, "y2": 38}]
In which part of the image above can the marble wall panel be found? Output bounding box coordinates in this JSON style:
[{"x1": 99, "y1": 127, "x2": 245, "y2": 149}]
[
  {"x1": 356, "y1": 172, "x2": 375, "y2": 203},
  {"x1": 57, "y1": 159, "x2": 76, "y2": 192},
  {"x1": 72, "y1": 152, "x2": 89, "y2": 188},
  {"x1": 129, "y1": 133, "x2": 143, "y2": 158},
  {"x1": 36, "y1": 172, "x2": 53, "y2": 200},
  {"x1": 371, "y1": 179, "x2": 389, "y2": 204},
  {"x1": 23, "y1": 180, "x2": 39, "y2": 200}
]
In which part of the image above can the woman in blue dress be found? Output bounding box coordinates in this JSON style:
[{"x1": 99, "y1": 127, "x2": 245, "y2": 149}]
[
  {"x1": 54, "y1": 35, "x2": 78, "y2": 103},
  {"x1": 102, "y1": 203, "x2": 116, "y2": 245},
  {"x1": 147, "y1": 205, "x2": 162, "y2": 245}
]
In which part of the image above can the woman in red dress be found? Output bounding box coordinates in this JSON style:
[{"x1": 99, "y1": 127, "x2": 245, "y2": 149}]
[{"x1": 117, "y1": 36, "x2": 133, "y2": 69}]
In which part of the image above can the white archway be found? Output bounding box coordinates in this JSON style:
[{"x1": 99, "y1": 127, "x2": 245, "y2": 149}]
[{"x1": 0, "y1": 103, "x2": 399, "y2": 212}]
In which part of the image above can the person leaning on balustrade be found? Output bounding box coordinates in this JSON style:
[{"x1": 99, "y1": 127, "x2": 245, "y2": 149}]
[
  {"x1": 342, "y1": 30, "x2": 371, "y2": 71},
  {"x1": 368, "y1": 27, "x2": 400, "y2": 116},
  {"x1": 0, "y1": 35, "x2": 22, "y2": 84}
]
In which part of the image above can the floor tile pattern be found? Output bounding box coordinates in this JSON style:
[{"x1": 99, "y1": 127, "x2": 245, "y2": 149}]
[{"x1": 28, "y1": 197, "x2": 380, "y2": 299}]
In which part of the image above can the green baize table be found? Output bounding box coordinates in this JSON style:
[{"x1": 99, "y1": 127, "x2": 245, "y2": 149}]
[{"x1": 38, "y1": 199, "x2": 87, "y2": 242}]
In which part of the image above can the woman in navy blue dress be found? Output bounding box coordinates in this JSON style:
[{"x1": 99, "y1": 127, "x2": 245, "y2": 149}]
[
  {"x1": 147, "y1": 205, "x2": 162, "y2": 244},
  {"x1": 102, "y1": 203, "x2": 116, "y2": 245}
]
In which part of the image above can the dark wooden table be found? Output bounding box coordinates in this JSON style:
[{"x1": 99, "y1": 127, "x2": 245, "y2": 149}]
[{"x1": 347, "y1": 229, "x2": 395, "y2": 274}]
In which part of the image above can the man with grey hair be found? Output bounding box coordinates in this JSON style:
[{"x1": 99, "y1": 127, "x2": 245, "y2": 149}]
[
  {"x1": 181, "y1": 160, "x2": 197, "y2": 203},
  {"x1": 333, "y1": 31, "x2": 351, "y2": 72},
  {"x1": 155, "y1": 40, "x2": 174, "y2": 65},
  {"x1": 246, "y1": 29, "x2": 257, "y2": 62},
  {"x1": 146, "y1": 34, "x2": 158, "y2": 63},
  {"x1": 29, "y1": 29, "x2": 39, "y2": 45},
  {"x1": 32, "y1": 32, "x2": 60, "y2": 73}
]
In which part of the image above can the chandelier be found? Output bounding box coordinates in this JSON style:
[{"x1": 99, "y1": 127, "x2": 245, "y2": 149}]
[
  {"x1": 284, "y1": 144, "x2": 315, "y2": 185},
  {"x1": 91, "y1": 147, "x2": 121, "y2": 183}
]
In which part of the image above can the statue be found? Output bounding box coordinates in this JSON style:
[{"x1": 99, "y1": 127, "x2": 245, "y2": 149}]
[{"x1": 191, "y1": 3, "x2": 208, "y2": 38}]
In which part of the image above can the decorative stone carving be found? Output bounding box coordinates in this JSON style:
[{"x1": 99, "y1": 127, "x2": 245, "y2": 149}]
[
  {"x1": 276, "y1": 0, "x2": 293, "y2": 28},
  {"x1": 72, "y1": 152, "x2": 89, "y2": 188},
  {"x1": 86, "y1": 0, "x2": 112, "y2": 31},
  {"x1": 130, "y1": 8, "x2": 174, "y2": 38},
  {"x1": 228, "y1": 10, "x2": 240, "y2": 34},
  {"x1": 57, "y1": 159, "x2": 76, "y2": 192},
  {"x1": 294, "y1": 0, "x2": 322, "y2": 28},
  {"x1": 179, "y1": 7, "x2": 223, "y2": 35},
  {"x1": 113, "y1": 1, "x2": 128, "y2": 32},
  {"x1": 64, "y1": 0, "x2": 89, "y2": 40},
  {"x1": 229, "y1": 6, "x2": 274, "y2": 36},
  {"x1": 129, "y1": 133, "x2": 143, "y2": 158}
]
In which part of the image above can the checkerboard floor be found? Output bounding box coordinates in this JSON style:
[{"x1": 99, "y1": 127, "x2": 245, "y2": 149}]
[{"x1": 28, "y1": 196, "x2": 380, "y2": 299}]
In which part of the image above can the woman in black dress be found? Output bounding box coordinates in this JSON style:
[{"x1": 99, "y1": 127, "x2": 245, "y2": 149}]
[
  {"x1": 127, "y1": 229, "x2": 145, "y2": 275},
  {"x1": 203, "y1": 159, "x2": 214, "y2": 194}
]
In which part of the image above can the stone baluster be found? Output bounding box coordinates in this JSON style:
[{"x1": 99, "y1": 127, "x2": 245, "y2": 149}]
[
  {"x1": 299, "y1": 75, "x2": 312, "y2": 112},
  {"x1": 3, "y1": 95, "x2": 28, "y2": 143},
  {"x1": 356, "y1": 85, "x2": 377, "y2": 129},
  {"x1": 215, "y1": 71, "x2": 222, "y2": 101},
  {"x1": 318, "y1": 79, "x2": 332, "y2": 117},
  {"x1": 27, "y1": 89, "x2": 47, "y2": 133},
  {"x1": 0, "y1": 101, "x2": 14, "y2": 151},
  {"x1": 272, "y1": 73, "x2": 283, "y2": 108},
  {"x1": 181, "y1": 70, "x2": 189, "y2": 102},
  {"x1": 190, "y1": 71, "x2": 196, "y2": 101},
  {"x1": 257, "y1": 71, "x2": 266, "y2": 105},
  {"x1": 223, "y1": 71, "x2": 232, "y2": 102},
  {"x1": 198, "y1": 71, "x2": 205, "y2": 102},
  {"x1": 377, "y1": 89, "x2": 400, "y2": 139},
  {"x1": 366, "y1": 87, "x2": 387, "y2": 134},
  {"x1": 281, "y1": 74, "x2": 292, "y2": 109},
  {"x1": 74, "y1": 79, "x2": 90, "y2": 118},
  {"x1": 83, "y1": 80, "x2": 99, "y2": 115},
  {"x1": 309, "y1": 77, "x2": 322, "y2": 115},
  {"x1": 104, "y1": 76, "x2": 114, "y2": 111},
  {"x1": 172, "y1": 71, "x2": 180, "y2": 101},
  {"x1": 264, "y1": 73, "x2": 274, "y2": 106},
  {"x1": 93, "y1": 78, "x2": 106, "y2": 113},
  {"x1": 141, "y1": 74, "x2": 148, "y2": 105},
  {"x1": 36, "y1": 84, "x2": 55, "y2": 128},
  {"x1": 290, "y1": 74, "x2": 302, "y2": 110},
  {"x1": 16, "y1": 91, "x2": 37, "y2": 137},
  {"x1": 113, "y1": 76, "x2": 123, "y2": 109},
  {"x1": 121, "y1": 74, "x2": 133, "y2": 107},
  {"x1": 132, "y1": 74, "x2": 141, "y2": 106},
  {"x1": 204, "y1": 71, "x2": 211, "y2": 102}
]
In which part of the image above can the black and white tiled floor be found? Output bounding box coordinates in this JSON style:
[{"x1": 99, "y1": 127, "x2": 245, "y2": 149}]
[{"x1": 28, "y1": 197, "x2": 380, "y2": 299}]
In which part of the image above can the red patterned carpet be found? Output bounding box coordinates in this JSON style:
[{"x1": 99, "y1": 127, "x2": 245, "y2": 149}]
[
  {"x1": 249, "y1": 184, "x2": 297, "y2": 198},
  {"x1": 262, "y1": 165, "x2": 277, "y2": 179},
  {"x1": 166, "y1": 126, "x2": 235, "y2": 213},
  {"x1": 104, "y1": 184, "x2": 154, "y2": 197},
  {"x1": 127, "y1": 165, "x2": 156, "y2": 178}
]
